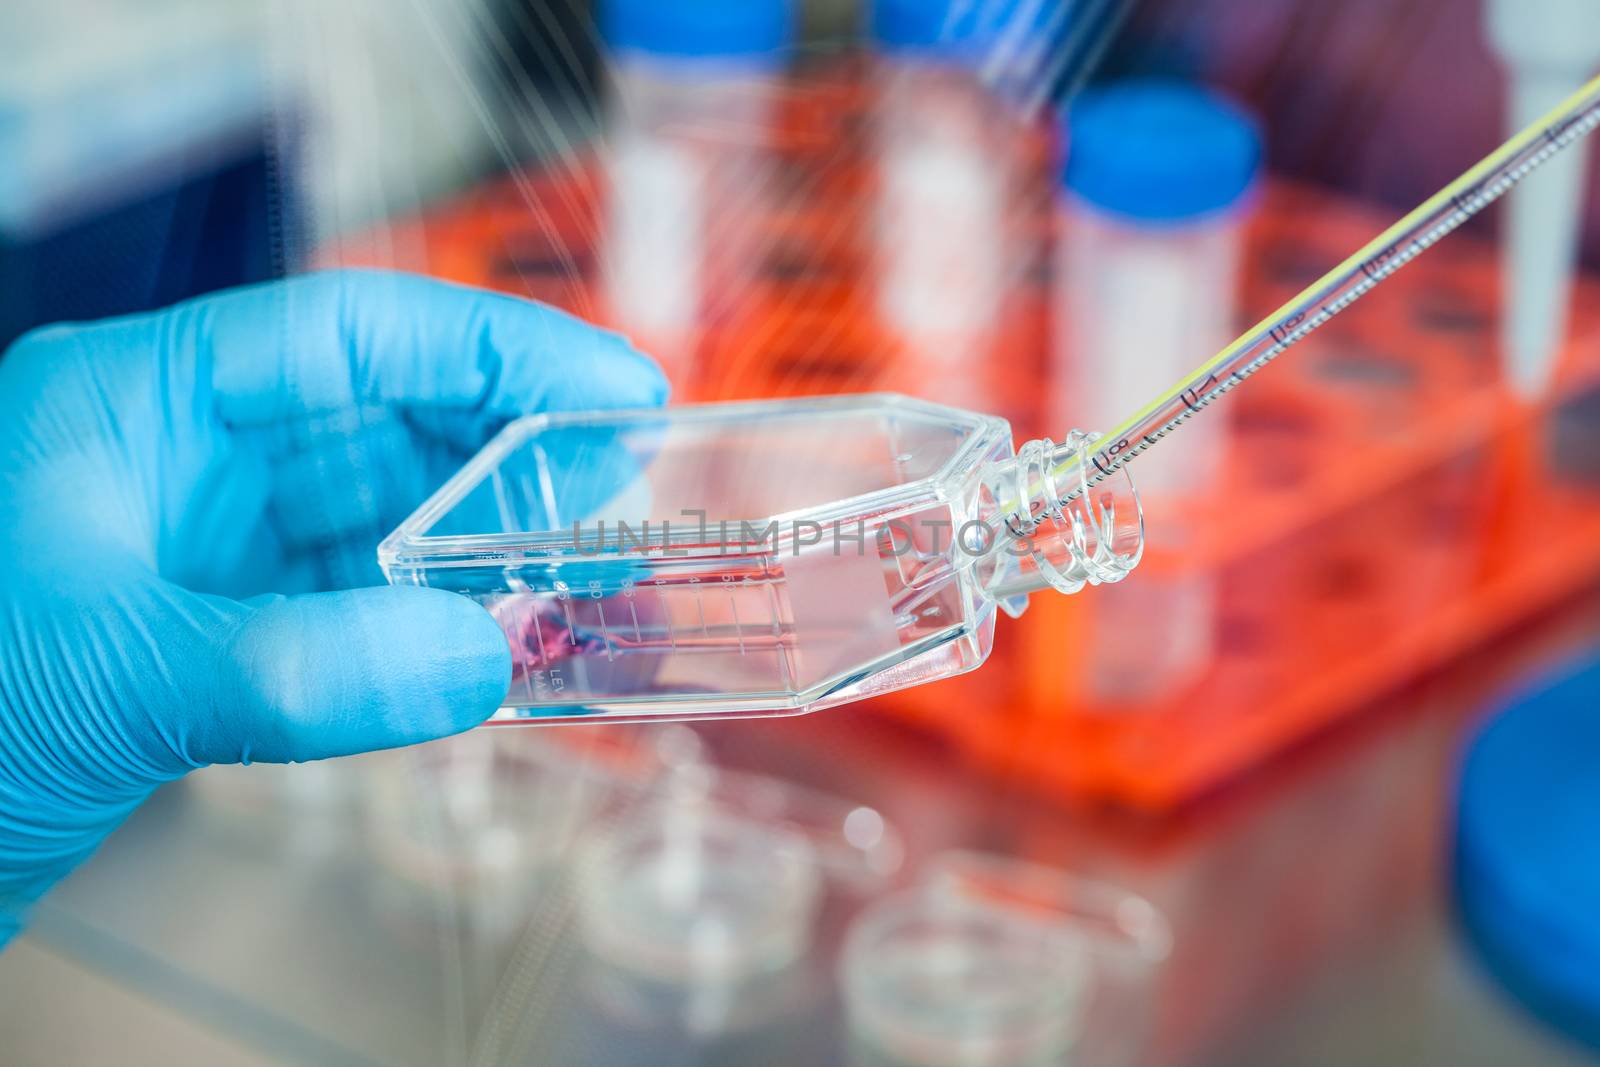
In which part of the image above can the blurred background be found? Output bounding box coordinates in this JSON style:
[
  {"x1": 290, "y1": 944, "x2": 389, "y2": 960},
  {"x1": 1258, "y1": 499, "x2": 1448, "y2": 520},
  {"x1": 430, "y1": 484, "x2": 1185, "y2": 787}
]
[{"x1": 4, "y1": 0, "x2": 1600, "y2": 1064}]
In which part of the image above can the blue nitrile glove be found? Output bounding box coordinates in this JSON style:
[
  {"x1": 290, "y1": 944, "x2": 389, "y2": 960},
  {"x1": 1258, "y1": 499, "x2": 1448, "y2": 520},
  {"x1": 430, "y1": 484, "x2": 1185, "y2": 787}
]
[{"x1": 0, "y1": 270, "x2": 667, "y2": 944}]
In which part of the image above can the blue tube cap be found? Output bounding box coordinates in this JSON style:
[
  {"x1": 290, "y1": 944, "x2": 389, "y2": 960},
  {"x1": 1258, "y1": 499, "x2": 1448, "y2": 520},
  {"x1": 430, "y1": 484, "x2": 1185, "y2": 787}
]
[
  {"x1": 1063, "y1": 79, "x2": 1262, "y2": 224},
  {"x1": 1456, "y1": 653, "x2": 1600, "y2": 1050},
  {"x1": 870, "y1": 0, "x2": 1063, "y2": 60},
  {"x1": 600, "y1": 0, "x2": 793, "y2": 62}
]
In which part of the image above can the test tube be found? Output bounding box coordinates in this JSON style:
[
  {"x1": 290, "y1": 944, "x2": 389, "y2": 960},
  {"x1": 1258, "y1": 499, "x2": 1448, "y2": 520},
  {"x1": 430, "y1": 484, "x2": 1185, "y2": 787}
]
[
  {"x1": 1053, "y1": 79, "x2": 1261, "y2": 495},
  {"x1": 870, "y1": 0, "x2": 1058, "y2": 413},
  {"x1": 1053, "y1": 80, "x2": 1260, "y2": 701},
  {"x1": 1484, "y1": 0, "x2": 1600, "y2": 399},
  {"x1": 598, "y1": 0, "x2": 794, "y2": 385}
]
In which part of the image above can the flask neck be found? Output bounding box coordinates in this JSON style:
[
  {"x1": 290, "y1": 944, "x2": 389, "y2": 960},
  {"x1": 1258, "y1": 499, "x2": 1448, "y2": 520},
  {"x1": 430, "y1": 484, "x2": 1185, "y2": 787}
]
[{"x1": 974, "y1": 432, "x2": 1144, "y2": 607}]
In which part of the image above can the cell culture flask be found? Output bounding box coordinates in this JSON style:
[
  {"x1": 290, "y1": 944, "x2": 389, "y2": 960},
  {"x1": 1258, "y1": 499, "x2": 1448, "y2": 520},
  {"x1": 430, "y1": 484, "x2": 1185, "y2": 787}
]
[{"x1": 380, "y1": 394, "x2": 1141, "y2": 722}]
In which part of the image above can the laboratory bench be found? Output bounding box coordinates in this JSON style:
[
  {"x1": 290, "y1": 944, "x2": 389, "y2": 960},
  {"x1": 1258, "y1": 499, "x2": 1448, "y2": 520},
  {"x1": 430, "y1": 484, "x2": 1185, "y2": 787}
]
[{"x1": 5, "y1": 590, "x2": 1600, "y2": 1067}]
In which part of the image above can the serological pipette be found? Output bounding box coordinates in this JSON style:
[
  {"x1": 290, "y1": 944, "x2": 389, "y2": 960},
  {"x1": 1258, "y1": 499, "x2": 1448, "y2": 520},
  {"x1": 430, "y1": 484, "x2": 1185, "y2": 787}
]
[{"x1": 978, "y1": 71, "x2": 1600, "y2": 560}]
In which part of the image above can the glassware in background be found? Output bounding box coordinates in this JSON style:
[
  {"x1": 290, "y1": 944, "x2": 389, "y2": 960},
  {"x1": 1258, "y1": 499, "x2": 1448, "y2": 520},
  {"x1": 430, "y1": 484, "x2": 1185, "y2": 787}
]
[
  {"x1": 1053, "y1": 80, "x2": 1261, "y2": 702},
  {"x1": 844, "y1": 892, "x2": 1087, "y2": 1067},
  {"x1": 572, "y1": 763, "x2": 903, "y2": 1041},
  {"x1": 841, "y1": 851, "x2": 1170, "y2": 1067},
  {"x1": 869, "y1": 0, "x2": 1059, "y2": 414},
  {"x1": 357, "y1": 726, "x2": 703, "y2": 1056},
  {"x1": 361, "y1": 726, "x2": 693, "y2": 935},
  {"x1": 598, "y1": 0, "x2": 794, "y2": 386}
]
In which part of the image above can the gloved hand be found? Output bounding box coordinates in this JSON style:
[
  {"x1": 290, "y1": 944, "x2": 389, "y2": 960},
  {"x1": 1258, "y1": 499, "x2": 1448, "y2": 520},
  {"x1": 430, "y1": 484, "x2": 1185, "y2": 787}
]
[{"x1": 0, "y1": 270, "x2": 666, "y2": 944}]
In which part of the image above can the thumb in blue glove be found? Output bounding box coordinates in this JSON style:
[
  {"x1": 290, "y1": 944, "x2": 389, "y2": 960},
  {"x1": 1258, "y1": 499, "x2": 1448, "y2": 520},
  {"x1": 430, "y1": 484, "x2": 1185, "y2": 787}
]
[{"x1": 0, "y1": 270, "x2": 667, "y2": 944}]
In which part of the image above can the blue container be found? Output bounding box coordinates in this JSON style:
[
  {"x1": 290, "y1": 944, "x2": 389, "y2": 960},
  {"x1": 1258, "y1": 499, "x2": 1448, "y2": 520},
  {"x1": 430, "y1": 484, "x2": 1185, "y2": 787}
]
[
  {"x1": 1456, "y1": 653, "x2": 1600, "y2": 1051},
  {"x1": 600, "y1": 0, "x2": 793, "y2": 63},
  {"x1": 1063, "y1": 79, "x2": 1262, "y2": 225}
]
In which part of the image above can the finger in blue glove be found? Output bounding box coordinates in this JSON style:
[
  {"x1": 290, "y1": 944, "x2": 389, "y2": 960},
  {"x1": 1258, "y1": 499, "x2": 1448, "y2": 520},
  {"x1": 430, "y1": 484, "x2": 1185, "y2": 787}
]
[{"x1": 0, "y1": 269, "x2": 667, "y2": 943}]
